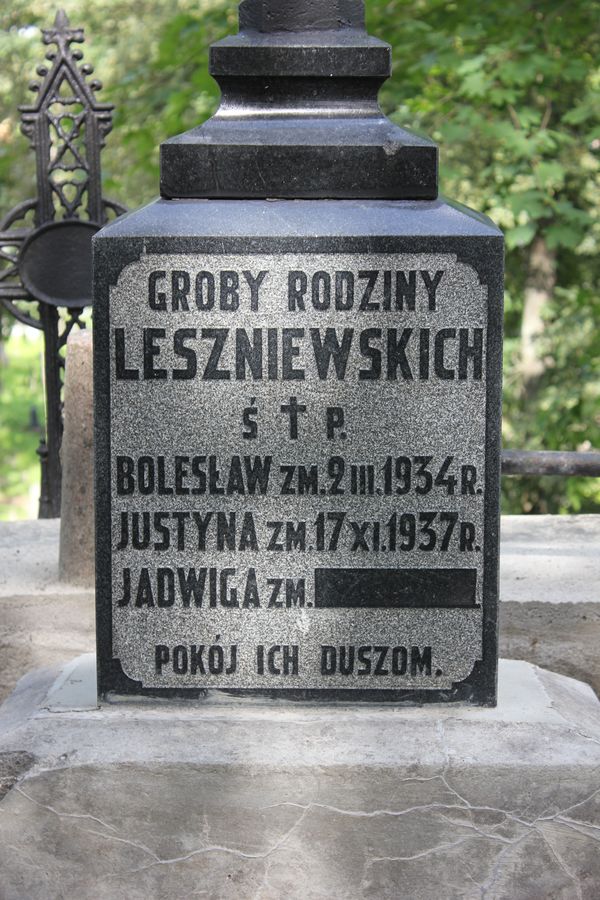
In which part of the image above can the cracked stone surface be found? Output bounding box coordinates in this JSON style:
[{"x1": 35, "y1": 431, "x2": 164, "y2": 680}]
[
  {"x1": 0, "y1": 751, "x2": 35, "y2": 801},
  {"x1": 0, "y1": 658, "x2": 599, "y2": 898}
]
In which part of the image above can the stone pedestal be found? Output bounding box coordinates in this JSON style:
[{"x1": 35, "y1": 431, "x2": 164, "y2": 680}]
[
  {"x1": 1, "y1": 656, "x2": 599, "y2": 898},
  {"x1": 94, "y1": 0, "x2": 503, "y2": 706},
  {"x1": 59, "y1": 329, "x2": 94, "y2": 586}
]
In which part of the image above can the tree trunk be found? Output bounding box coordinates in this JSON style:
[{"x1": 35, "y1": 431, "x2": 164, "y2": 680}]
[{"x1": 520, "y1": 236, "x2": 556, "y2": 396}]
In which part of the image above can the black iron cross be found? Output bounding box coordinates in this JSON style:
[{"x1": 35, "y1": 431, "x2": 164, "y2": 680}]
[{"x1": 0, "y1": 10, "x2": 125, "y2": 517}]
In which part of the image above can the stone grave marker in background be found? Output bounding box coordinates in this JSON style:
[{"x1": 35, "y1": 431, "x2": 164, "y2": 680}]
[
  {"x1": 59, "y1": 330, "x2": 94, "y2": 585},
  {"x1": 94, "y1": 0, "x2": 503, "y2": 703}
]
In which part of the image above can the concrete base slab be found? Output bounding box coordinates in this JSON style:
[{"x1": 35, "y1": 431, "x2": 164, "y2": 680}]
[
  {"x1": 500, "y1": 514, "x2": 600, "y2": 605},
  {"x1": 0, "y1": 520, "x2": 95, "y2": 704},
  {"x1": 1, "y1": 656, "x2": 599, "y2": 899}
]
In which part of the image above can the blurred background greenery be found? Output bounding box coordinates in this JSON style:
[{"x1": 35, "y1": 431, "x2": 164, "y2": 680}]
[{"x1": 0, "y1": 0, "x2": 598, "y2": 517}]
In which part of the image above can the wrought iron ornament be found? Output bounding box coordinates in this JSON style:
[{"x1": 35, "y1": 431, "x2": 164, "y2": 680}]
[{"x1": 0, "y1": 9, "x2": 125, "y2": 517}]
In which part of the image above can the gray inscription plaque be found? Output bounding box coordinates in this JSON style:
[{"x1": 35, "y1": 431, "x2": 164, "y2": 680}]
[{"x1": 95, "y1": 237, "x2": 501, "y2": 702}]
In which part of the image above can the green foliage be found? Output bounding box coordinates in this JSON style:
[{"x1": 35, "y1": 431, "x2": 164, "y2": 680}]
[
  {"x1": 0, "y1": 0, "x2": 599, "y2": 514},
  {"x1": 369, "y1": 0, "x2": 600, "y2": 513},
  {"x1": 0, "y1": 331, "x2": 44, "y2": 518},
  {"x1": 502, "y1": 281, "x2": 600, "y2": 513}
]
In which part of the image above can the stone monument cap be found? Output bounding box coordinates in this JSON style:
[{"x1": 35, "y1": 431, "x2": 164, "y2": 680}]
[
  {"x1": 238, "y1": 0, "x2": 366, "y2": 32},
  {"x1": 160, "y1": 0, "x2": 437, "y2": 200}
]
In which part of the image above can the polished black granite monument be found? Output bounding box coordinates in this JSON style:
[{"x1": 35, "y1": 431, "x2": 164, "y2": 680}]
[{"x1": 94, "y1": 0, "x2": 503, "y2": 703}]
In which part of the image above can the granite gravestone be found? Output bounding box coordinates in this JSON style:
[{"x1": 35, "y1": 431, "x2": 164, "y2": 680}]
[{"x1": 94, "y1": 0, "x2": 503, "y2": 704}]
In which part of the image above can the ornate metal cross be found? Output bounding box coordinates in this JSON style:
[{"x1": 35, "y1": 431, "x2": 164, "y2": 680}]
[{"x1": 0, "y1": 10, "x2": 125, "y2": 517}]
